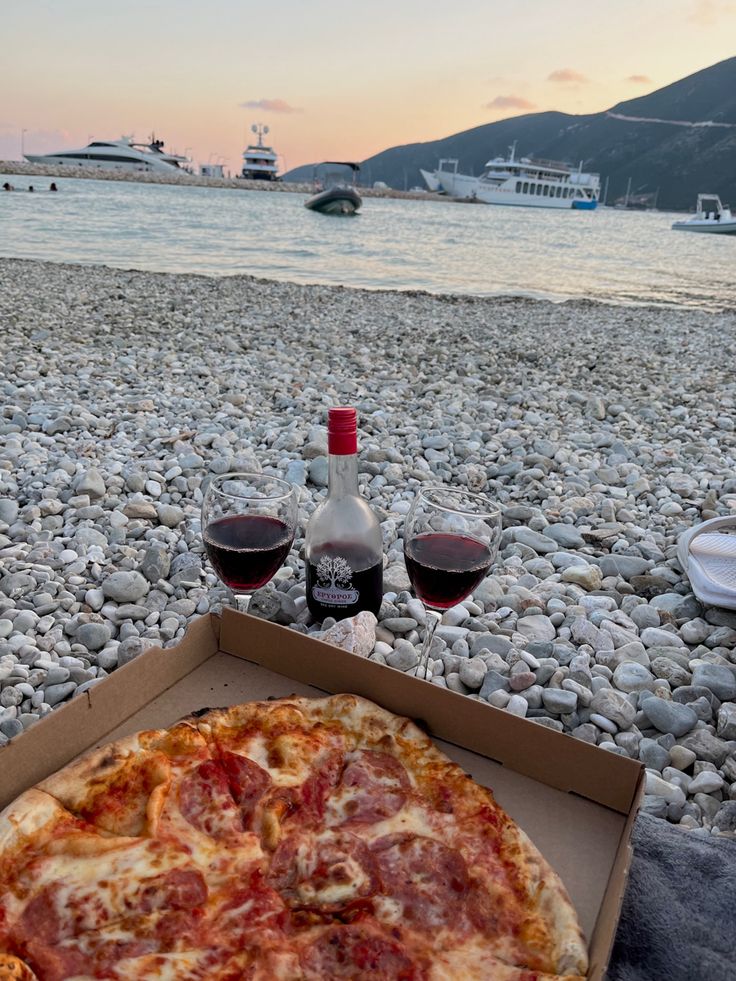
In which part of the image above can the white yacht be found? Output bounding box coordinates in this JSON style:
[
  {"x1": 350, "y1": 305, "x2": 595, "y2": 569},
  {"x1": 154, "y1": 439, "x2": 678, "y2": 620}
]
[
  {"x1": 240, "y1": 124, "x2": 279, "y2": 181},
  {"x1": 672, "y1": 194, "x2": 736, "y2": 234},
  {"x1": 25, "y1": 136, "x2": 191, "y2": 173},
  {"x1": 422, "y1": 143, "x2": 600, "y2": 209}
]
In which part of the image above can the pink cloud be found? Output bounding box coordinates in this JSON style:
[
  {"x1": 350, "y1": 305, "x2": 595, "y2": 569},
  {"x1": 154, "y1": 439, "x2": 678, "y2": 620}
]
[
  {"x1": 238, "y1": 99, "x2": 303, "y2": 114},
  {"x1": 626, "y1": 74, "x2": 652, "y2": 84},
  {"x1": 547, "y1": 68, "x2": 589, "y2": 84},
  {"x1": 485, "y1": 95, "x2": 536, "y2": 111}
]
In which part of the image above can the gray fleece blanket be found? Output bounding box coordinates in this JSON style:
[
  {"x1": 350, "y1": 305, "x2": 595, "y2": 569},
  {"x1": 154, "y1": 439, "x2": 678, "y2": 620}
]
[{"x1": 607, "y1": 815, "x2": 736, "y2": 981}]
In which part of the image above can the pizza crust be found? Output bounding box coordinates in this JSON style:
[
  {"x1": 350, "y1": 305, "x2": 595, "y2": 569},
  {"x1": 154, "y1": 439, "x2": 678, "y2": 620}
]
[
  {"x1": 0, "y1": 789, "x2": 70, "y2": 855},
  {"x1": 0, "y1": 953, "x2": 38, "y2": 980}
]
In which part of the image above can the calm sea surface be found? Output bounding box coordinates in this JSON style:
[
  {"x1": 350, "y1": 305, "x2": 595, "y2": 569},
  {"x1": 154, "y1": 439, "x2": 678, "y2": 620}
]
[{"x1": 1, "y1": 172, "x2": 734, "y2": 310}]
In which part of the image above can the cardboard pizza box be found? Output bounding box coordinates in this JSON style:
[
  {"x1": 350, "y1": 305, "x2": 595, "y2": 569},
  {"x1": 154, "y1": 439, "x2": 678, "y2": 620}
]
[{"x1": 0, "y1": 609, "x2": 644, "y2": 980}]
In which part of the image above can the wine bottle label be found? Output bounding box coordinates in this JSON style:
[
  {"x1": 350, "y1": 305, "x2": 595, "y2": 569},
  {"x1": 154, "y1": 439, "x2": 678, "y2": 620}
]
[{"x1": 310, "y1": 555, "x2": 359, "y2": 606}]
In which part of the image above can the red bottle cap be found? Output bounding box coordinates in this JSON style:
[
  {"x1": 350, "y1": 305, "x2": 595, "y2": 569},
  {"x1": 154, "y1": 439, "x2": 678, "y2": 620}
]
[{"x1": 328, "y1": 406, "x2": 357, "y2": 455}]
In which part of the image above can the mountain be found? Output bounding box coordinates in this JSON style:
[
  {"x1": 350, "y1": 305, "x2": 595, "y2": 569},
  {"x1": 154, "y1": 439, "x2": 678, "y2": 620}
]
[{"x1": 283, "y1": 57, "x2": 736, "y2": 210}]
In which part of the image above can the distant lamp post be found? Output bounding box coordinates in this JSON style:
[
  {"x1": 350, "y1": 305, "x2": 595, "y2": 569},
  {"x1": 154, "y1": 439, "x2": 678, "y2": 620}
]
[{"x1": 21, "y1": 128, "x2": 27, "y2": 159}]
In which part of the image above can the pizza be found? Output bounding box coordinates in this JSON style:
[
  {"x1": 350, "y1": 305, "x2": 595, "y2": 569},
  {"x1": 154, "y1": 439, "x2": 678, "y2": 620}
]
[{"x1": 0, "y1": 694, "x2": 588, "y2": 980}]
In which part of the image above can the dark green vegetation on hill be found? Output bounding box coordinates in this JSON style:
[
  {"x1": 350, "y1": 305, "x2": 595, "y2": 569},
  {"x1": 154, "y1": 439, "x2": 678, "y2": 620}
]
[{"x1": 284, "y1": 57, "x2": 736, "y2": 211}]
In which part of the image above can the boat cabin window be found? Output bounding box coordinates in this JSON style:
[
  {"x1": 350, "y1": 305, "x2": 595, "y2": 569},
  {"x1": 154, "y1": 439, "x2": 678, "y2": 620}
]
[
  {"x1": 536, "y1": 184, "x2": 542, "y2": 195},
  {"x1": 516, "y1": 181, "x2": 522, "y2": 192},
  {"x1": 543, "y1": 185, "x2": 549, "y2": 196}
]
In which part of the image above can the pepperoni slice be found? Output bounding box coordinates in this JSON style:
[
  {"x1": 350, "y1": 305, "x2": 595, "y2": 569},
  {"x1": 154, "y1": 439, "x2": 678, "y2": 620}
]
[
  {"x1": 299, "y1": 749, "x2": 344, "y2": 822},
  {"x1": 330, "y1": 751, "x2": 410, "y2": 825},
  {"x1": 259, "y1": 749, "x2": 344, "y2": 840},
  {"x1": 27, "y1": 936, "x2": 159, "y2": 981},
  {"x1": 139, "y1": 868, "x2": 208, "y2": 913},
  {"x1": 219, "y1": 751, "x2": 271, "y2": 822},
  {"x1": 268, "y1": 830, "x2": 377, "y2": 912},
  {"x1": 178, "y1": 760, "x2": 243, "y2": 839},
  {"x1": 301, "y1": 923, "x2": 421, "y2": 980},
  {"x1": 372, "y1": 833, "x2": 470, "y2": 929},
  {"x1": 216, "y1": 868, "x2": 288, "y2": 941},
  {"x1": 19, "y1": 885, "x2": 62, "y2": 945}
]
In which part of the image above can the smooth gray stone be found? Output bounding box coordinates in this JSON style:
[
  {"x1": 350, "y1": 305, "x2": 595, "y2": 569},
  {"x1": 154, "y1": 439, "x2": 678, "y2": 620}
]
[
  {"x1": 717, "y1": 703, "x2": 736, "y2": 740},
  {"x1": 515, "y1": 614, "x2": 556, "y2": 642},
  {"x1": 0, "y1": 500, "x2": 19, "y2": 524},
  {"x1": 613, "y1": 662, "x2": 656, "y2": 693},
  {"x1": 640, "y1": 698, "x2": 698, "y2": 737},
  {"x1": 541, "y1": 688, "x2": 578, "y2": 714},
  {"x1": 679, "y1": 730, "x2": 733, "y2": 767},
  {"x1": 508, "y1": 528, "x2": 558, "y2": 554},
  {"x1": 45, "y1": 665, "x2": 70, "y2": 686},
  {"x1": 470, "y1": 633, "x2": 512, "y2": 657},
  {"x1": 140, "y1": 542, "x2": 171, "y2": 583},
  {"x1": 638, "y1": 737, "x2": 670, "y2": 771},
  {"x1": 76, "y1": 622, "x2": 112, "y2": 651},
  {"x1": 545, "y1": 523, "x2": 586, "y2": 549},
  {"x1": 0, "y1": 718, "x2": 23, "y2": 738},
  {"x1": 44, "y1": 682, "x2": 77, "y2": 707},
  {"x1": 102, "y1": 571, "x2": 149, "y2": 603},
  {"x1": 74, "y1": 468, "x2": 106, "y2": 499},
  {"x1": 381, "y1": 618, "x2": 418, "y2": 633},
  {"x1": 590, "y1": 688, "x2": 636, "y2": 728},
  {"x1": 480, "y1": 670, "x2": 510, "y2": 699},
  {"x1": 712, "y1": 801, "x2": 736, "y2": 833},
  {"x1": 596, "y1": 555, "x2": 650, "y2": 579},
  {"x1": 691, "y1": 664, "x2": 736, "y2": 701},
  {"x1": 117, "y1": 637, "x2": 155, "y2": 667}
]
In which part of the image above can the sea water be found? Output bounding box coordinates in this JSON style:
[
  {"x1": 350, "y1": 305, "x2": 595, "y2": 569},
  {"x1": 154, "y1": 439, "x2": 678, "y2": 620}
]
[{"x1": 1, "y1": 173, "x2": 733, "y2": 310}]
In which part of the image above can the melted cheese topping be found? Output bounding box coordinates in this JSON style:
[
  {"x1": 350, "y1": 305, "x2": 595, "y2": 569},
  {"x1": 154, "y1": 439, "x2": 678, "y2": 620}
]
[{"x1": 291, "y1": 833, "x2": 372, "y2": 907}]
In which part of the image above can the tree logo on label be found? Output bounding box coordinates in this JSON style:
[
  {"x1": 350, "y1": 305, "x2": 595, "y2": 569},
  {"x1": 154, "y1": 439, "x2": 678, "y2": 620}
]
[
  {"x1": 317, "y1": 556, "x2": 353, "y2": 590},
  {"x1": 312, "y1": 555, "x2": 359, "y2": 606}
]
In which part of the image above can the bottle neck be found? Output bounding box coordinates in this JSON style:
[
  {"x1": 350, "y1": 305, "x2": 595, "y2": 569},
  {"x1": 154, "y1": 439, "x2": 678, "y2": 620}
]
[{"x1": 328, "y1": 452, "x2": 359, "y2": 499}]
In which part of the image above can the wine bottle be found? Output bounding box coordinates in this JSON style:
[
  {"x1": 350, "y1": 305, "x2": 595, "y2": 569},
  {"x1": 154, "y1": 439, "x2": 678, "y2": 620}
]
[{"x1": 305, "y1": 407, "x2": 383, "y2": 621}]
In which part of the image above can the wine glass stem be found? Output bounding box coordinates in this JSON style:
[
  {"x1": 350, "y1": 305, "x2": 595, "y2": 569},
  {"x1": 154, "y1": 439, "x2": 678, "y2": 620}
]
[
  {"x1": 233, "y1": 593, "x2": 251, "y2": 614},
  {"x1": 417, "y1": 609, "x2": 442, "y2": 679}
]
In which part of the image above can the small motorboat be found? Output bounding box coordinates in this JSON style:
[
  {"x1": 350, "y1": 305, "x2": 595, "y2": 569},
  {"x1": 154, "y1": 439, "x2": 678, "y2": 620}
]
[
  {"x1": 672, "y1": 194, "x2": 736, "y2": 234},
  {"x1": 305, "y1": 162, "x2": 362, "y2": 215}
]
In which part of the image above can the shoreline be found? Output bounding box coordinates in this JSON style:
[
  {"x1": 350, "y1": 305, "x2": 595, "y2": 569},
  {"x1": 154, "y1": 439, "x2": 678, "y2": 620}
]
[
  {"x1": 0, "y1": 256, "x2": 725, "y2": 317},
  {"x1": 0, "y1": 160, "x2": 438, "y2": 201},
  {"x1": 1, "y1": 257, "x2": 736, "y2": 835}
]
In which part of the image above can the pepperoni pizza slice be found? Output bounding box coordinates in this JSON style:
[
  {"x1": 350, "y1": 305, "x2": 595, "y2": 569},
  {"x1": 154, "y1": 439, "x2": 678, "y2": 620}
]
[{"x1": 0, "y1": 694, "x2": 588, "y2": 980}]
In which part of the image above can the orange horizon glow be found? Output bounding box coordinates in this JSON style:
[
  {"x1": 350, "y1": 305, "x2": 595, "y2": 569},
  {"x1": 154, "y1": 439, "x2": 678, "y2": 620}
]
[{"x1": 2, "y1": 1, "x2": 734, "y2": 176}]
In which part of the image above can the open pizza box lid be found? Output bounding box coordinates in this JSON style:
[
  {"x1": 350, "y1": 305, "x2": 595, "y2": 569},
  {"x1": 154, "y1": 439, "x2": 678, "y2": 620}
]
[{"x1": 0, "y1": 610, "x2": 644, "y2": 980}]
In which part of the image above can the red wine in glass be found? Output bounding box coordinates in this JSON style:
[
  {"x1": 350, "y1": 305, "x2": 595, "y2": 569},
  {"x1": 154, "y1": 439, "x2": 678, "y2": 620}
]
[
  {"x1": 404, "y1": 533, "x2": 493, "y2": 610},
  {"x1": 203, "y1": 514, "x2": 294, "y2": 592},
  {"x1": 403, "y1": 486, "x2": 501, "y2": 680}
]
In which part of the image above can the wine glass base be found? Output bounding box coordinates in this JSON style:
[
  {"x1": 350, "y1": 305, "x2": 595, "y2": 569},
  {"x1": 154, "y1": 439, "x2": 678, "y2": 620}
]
[{"x1": 212, "y1": 589, "x2": 251, "y2": 615}]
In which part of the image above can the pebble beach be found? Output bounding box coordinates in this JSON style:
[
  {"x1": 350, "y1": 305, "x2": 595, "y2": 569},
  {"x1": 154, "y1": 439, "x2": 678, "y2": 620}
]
[{"x1": 2, "y1": 256, "x2": 736, "y2": 837}]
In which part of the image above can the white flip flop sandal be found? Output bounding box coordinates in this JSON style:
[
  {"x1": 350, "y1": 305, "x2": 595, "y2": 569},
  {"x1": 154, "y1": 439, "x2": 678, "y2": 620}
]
[{"x1": 677, "y1": 516, "x2": 736, "y2": 610}]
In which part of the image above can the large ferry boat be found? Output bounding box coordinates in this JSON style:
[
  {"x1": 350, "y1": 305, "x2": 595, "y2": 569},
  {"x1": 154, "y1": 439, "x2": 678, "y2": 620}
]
[
  {"x1": 421, "y1": 143, "x2": 599, "y2": 209},
  {"x1": 240, "y1": 124, "x2": 279, "y2": 181},
  {"x1": 25, "y1": 136, "x2": 191, "y2": 173}
]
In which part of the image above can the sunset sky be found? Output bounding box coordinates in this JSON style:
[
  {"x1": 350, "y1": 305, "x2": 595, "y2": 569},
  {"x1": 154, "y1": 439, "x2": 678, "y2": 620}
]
[{"x1": 2, "y1": 0, "x2": 735, "y2": 174}]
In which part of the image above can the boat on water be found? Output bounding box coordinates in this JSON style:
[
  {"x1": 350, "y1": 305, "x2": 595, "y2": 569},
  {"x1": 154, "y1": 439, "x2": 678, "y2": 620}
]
[
  {"x1": 421, "y1": 143, "x2": 600, "y2": 209},
  {"x1": 240, "y1": 124, "x2": 279, "y2": 181},
  {"x1": 305, "y1": 162, "x2": 362, "y2": 215},
  {"x1": 25, "y1": 136, "x2": 191, "y2": 173},
  {"x1": 672, "y1": 194, "x2": 736, "y2": 234}
]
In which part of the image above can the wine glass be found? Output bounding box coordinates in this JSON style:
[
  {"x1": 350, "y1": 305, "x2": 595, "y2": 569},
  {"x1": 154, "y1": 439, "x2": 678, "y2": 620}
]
[
  {"x1": 403, "y1": 486, "x2": 502, "y2": 680},
  {"x1": 202, "y1": 473, "x2": 298, "y2": 612}
]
